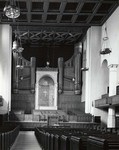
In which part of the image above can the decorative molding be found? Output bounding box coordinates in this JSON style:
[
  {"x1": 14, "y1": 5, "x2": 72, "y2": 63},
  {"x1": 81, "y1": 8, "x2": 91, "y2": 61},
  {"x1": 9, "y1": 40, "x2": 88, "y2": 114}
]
[
  {"x1": 37, "y1": 67, "x2": 58, "y2": 71},
  {"x1": 108, "y1": 64, "x2": 118, "y2": 68}
]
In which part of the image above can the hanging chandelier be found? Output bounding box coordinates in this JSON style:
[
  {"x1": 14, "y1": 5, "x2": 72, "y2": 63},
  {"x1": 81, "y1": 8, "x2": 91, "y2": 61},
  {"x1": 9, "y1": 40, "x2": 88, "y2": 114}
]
[
  {"x1": 3, "y1": 0, "x2": 20, "y2": 19},
  {"x1": 100, "y1": 25, "x2": 111, "y2": 55},
  {"x1": 12, "y1": 31, "x2": 24, "y2": 53},
  {"x1": 16, "y1": 53, "x2": 24, "y2": 69},
  {"x1": 12, "y1": 40, "x2": 24, "y2": 53},
  {"x1": 12, "y1": 30, "x2": 24, "y2": 69}
]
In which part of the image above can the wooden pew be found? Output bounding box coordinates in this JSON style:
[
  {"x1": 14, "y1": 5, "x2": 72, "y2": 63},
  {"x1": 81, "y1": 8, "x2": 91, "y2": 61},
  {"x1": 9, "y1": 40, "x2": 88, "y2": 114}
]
[
  {"x1": 70, "y1": 136, "x2": 82, "y2": 150},
  {"x1": 50, "y1": 134, "x2": 55, "y2": 150},
  {"x1": 36, "y1": 127, "x2": 118, "y2": 150},
  {"x1": 35, "y1": 127, "x2": 45, "y2": 148},
  {"x1": 60, "y1": 135, "x2": 70, "y2": 150},
  {"x1": 54, "y1": 134, "x2": 61, "y2": 150},
  {"x1": 45, "y1": 132, "x2": 51, "y2": 150},
  {"x1": 0, "y1": 133, "x2": 1, "y2": 150},
  {"x1": 0, "y1": 125, "x2": 19, "y2": 150},
  {"x1": 34, "y1": 127, "x2": 90, "y2": 150},
  {"x1": 1, "y1": 133, "x2": 4, "y2": 150},
  {"x1": 87, "y1": 135, "x2": 119, "y2": 150}
]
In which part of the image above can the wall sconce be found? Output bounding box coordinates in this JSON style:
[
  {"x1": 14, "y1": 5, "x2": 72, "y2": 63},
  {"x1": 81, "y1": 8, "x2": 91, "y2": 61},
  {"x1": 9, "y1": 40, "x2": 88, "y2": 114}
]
[
  {"x1": 19, "y1": 75, "x2": 30, "y2": 81},
  {"x1": 64, "y1": 76, "x2": 75, "y2": 82},
  {"x1": 72, "y1": 77, "x2": 75, "y2": 82},
  {"x1": 81, "y1": 67, "x2": 89, "y2": 71},
  {"x1": 16, "y1": 53, "x2": 24, "y2": 69},
  {"x1": 16, "y1": 64, "x2": 24, "y2": 69}
]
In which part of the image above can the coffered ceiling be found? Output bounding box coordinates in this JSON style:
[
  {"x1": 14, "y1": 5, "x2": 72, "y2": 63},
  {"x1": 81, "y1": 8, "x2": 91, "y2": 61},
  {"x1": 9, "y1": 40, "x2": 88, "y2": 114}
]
[{"x1": 0, "y1": 0, "x2": 118, "y2": 46}]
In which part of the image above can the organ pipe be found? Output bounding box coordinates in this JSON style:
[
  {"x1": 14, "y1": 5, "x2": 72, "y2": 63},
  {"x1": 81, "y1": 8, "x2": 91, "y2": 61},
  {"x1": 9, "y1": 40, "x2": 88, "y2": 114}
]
[
  {"x1": 74, "y1": 43, "x2": 82, "y2": 95},
  {"x1": 30, "y1": 57, "x2": 36, "y2": 93},
  {"x1": 58, "y1": 57, "x2": 64, "y2": 93}
]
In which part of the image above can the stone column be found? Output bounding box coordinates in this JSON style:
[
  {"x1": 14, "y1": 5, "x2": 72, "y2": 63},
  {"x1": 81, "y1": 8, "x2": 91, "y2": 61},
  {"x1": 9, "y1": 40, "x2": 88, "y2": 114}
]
[
  {"x1": 74, "y1": 43, "x2": 82, "y2": 95},
  {"x1": 107, "y1": 64, "x2": 118, "y2": 128},
  {"x1": 58, "y1": 57, "x2": 64, "y2": 93},
  {"x1": 30, "y1": 57, "x2": 36, "y2": 93}
]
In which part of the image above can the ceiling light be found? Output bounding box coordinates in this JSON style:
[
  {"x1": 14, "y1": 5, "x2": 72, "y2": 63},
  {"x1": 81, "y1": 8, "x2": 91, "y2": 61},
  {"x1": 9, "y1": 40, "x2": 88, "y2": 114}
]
[
  {"x1": 100, "y1": 25, "x2": 111, "y2": 55},
  {"x1": 12, "y1": 30, "x2": 24, "y2": 53},
  {"x1": 12, "y1": 29, "x2": 24, "y2": 69},
  {"x1": 3, "y1": 0, "x2": 20, "y2": 19}
]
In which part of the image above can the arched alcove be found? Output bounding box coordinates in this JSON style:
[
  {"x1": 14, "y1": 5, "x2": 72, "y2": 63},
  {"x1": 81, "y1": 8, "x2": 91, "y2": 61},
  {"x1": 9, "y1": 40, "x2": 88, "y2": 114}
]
[
  {"x1": 102, "y1": 59, "x2": 109, "y2": 94},
  {"x1": 35, "y1": 68, "x2": 58, "y2": 110},
  {"x1": 38, "y1": 76, "x2": 54, "y2": 107}
]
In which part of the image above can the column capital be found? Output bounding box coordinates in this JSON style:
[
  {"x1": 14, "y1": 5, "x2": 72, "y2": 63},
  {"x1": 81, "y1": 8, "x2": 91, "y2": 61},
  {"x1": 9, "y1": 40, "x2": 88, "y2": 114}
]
[{"x1": 108, "y1": 64, "x2": 118, "y2": 69}]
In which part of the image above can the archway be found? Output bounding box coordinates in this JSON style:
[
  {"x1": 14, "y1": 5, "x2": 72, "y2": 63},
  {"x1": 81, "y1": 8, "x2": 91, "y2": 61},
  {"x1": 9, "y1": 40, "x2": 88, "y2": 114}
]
[
  {"x1": 35, "y1": 69, "x2": 58, "y2": 110},
  {"x1": 102, "y1": 59, "x2": 109, "y2": 94},
  {"x1": 38, "y1": 76, "x2": 54, "y2": 107}
]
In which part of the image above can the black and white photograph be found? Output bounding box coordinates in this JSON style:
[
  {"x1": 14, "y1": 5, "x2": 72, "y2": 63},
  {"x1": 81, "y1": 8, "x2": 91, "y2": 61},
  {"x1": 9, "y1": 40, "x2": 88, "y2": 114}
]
[{"x1": 0, "y1": 0, "x2": 119, "y2": 149}]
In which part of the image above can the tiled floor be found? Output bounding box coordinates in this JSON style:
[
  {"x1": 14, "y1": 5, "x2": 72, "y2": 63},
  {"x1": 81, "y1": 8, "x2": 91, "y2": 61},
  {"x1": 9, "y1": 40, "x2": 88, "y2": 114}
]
[{"x1": 10, "y1": 131, "x2": 42, "y2": 150}]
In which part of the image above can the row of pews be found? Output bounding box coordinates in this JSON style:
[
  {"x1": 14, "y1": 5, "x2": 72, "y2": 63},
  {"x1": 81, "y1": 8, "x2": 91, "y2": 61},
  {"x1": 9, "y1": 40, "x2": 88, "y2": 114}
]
[
  {"x1": 35, "y1": 126, "x2": 119, "y2": 150},
  {"x1": 0, "y1": 124, "x2": 19, "y2": 150}
]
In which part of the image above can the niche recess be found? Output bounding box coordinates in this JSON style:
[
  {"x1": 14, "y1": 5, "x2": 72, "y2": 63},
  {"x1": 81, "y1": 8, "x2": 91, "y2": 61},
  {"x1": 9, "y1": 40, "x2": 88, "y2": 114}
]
[{"x1": 35, "y1": 68, "x2": 58, "y2": 110}]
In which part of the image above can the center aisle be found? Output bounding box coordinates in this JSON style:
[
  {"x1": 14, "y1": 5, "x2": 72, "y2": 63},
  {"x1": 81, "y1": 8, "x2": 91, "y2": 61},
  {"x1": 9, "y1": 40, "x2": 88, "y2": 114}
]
[{"x1": 10, "y1": 131, "x2": 42, "y2": 150}]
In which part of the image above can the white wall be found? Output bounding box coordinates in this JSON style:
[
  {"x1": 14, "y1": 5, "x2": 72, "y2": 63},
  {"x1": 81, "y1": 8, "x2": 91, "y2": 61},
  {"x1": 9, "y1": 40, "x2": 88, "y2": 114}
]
[
  {"x1": 84, "y1": 27, "x2": 101, "y2": 112},
  {"x1": 83, "y1": 6, "x2": 119, "y2": 126},
  {"x1": 101, "y1": 6, "x2": 119, "y2": 86},
  {"x1": 0, "y1": 24, "x2": 12, "y2": 114},
  {"x1": 83, "y1": 26, "x2": 109, "y2": 125},
  {"x1": 101, "y1": 7, "x2": 119, "y2": 66}
]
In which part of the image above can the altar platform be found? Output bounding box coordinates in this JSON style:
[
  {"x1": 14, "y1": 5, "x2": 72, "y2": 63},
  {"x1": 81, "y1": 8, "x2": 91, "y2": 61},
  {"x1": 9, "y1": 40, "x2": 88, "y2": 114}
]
[{"x1": 4, "y1": 120, "x2": 100, "y2": 131}]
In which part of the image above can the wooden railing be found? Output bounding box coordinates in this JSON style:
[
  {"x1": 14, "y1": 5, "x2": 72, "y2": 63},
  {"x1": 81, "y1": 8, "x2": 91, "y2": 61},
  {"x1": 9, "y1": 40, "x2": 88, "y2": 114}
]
[{"x1": 95, "y1": 95, "x2": 119, "y2": 108}]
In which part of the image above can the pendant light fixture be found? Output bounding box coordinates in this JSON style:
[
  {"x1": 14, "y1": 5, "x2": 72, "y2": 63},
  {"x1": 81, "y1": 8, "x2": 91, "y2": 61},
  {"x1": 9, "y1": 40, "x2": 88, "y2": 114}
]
[
  {"x1": 3, "y1": 0, "x2": 20, "y2": 19},
  {"x1": 100, "y1": 24, "x2": 111, "y2": 55},
  {"x1": 12, "y1": 29, "x2": 24, "y2": 69}
]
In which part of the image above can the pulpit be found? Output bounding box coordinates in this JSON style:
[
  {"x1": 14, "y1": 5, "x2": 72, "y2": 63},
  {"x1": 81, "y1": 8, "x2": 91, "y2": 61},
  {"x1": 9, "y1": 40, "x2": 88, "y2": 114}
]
[{"x1": 35, "y1": 68, "x2": 58, "y2": 110}]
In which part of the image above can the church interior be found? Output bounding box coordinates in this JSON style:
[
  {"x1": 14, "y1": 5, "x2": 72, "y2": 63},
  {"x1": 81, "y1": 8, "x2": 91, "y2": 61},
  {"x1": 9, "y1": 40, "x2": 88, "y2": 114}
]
[{"x1": 1, "y1": 0, "x2": 119, "y2": 149}]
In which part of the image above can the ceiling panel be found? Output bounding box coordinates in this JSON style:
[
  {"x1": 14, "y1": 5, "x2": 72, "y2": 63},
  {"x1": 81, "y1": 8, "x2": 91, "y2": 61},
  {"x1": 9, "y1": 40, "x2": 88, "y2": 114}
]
[{"x1": 0, "y1": 0, "x2": 118, "y2": 46}]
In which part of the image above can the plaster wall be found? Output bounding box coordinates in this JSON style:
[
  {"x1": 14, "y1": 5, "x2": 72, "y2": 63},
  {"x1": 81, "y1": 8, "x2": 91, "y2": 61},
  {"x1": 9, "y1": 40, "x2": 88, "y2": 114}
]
[
  {"x1": 101, "y1": 6, "x2": 119, "y2": 87},
  {"x1": 101, "y1": 7, "x2": 119, "y2": 66},
  {"x1": 0, "y1": 24, "x2": 12, "y2": 114},
  {"x1": 83, "y1": 27, "x2": 109, "y2": 125},
  {"x1": 84, "y1": 6, "x2": 119, "y2": 125}
]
